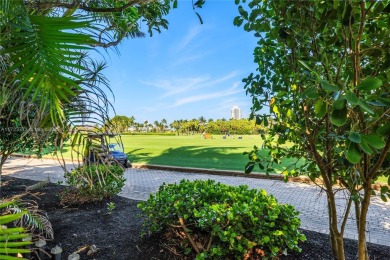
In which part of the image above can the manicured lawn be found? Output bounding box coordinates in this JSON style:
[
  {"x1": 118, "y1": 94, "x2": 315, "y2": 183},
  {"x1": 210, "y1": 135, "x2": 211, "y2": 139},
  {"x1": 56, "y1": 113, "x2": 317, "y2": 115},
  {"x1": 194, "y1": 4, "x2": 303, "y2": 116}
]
[
  {"x1": 44, "y1": 134, "x2": 388, "y2": 182},
  {"x1": 56, "y1": 134, "x2": 298, "y2": 173},
  {"x1": 119, "y1": 134, "x2": 301, "y2": 173}
]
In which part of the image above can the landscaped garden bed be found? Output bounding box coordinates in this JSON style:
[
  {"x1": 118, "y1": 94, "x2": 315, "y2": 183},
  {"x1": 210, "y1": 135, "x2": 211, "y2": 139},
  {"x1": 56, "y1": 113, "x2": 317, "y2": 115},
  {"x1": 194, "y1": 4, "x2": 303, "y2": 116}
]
[{"x1": 1, "y1": 175, "x2": 389, "y2": 260}]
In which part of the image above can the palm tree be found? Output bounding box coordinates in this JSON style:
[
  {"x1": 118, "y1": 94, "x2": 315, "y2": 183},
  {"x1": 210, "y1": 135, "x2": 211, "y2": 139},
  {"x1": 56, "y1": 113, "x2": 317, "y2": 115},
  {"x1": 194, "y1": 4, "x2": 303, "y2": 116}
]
[
  {"x1": 153, "y1": 120, "x2": 160, "y2": 132},
  {"x1": 160, "y1": 118, "x2": 167, "y2": 132},
  {"x1": 143, "y1": 121, "x2": 149, "y2": 132}
]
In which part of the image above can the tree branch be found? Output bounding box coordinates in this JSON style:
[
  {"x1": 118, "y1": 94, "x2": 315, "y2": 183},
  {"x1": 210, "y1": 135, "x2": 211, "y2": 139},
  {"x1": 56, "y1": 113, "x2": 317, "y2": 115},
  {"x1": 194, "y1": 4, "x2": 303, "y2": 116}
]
[
  {"x1": 35, "y1": 0, "x2": 149, "y2": 13},
  {"x1": 178, "y1": 217, "x2": 200, "y2": 254},
  {"x1": 303, "y1": 105, "x2": 331, "y2": 189},
  {"x1": 340, "y1": 195, "x2": 353, "y2": 235}
]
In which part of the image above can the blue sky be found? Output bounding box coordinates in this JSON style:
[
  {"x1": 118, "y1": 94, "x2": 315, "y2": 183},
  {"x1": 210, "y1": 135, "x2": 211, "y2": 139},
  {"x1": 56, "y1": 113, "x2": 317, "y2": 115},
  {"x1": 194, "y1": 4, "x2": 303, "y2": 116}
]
[{"x1": 96, "y1": 1, "x2": 258, "y2": 124}]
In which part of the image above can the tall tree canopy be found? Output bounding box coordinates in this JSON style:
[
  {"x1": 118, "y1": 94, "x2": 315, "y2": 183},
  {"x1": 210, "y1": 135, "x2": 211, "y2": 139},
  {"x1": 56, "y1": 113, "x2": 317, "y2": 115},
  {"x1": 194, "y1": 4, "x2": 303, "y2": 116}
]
[{"x1": 235, "y1": 0, "x2": 389, "y2": 259}]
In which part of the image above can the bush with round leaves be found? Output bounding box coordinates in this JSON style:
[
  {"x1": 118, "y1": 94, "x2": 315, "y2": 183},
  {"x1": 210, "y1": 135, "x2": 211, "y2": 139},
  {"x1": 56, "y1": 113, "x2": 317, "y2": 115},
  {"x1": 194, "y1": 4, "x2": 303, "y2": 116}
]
[{"x1": 138, "y1": 179, "x2": 306, "y2": 259}]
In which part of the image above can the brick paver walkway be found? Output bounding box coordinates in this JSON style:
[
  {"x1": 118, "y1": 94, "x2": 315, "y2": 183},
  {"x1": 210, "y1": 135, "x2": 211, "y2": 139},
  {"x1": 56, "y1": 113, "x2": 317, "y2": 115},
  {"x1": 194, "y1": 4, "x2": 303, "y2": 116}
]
[{"x1": 3, "y1": 157, "x2": 390, "y2": 247}]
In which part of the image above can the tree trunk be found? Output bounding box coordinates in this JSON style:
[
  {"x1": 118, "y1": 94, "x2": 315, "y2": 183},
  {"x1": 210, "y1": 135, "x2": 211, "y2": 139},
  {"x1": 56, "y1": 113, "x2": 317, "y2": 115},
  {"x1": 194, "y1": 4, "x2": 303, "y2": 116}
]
[
  {"x1": 327, "y1": 191, "x2": 346, "y2": 260},
  {"x1": 358, "y1": 184, "x2": 371, "y2": 260},
  {"x1": 0, "y1": 156, "x2": 5, "y2": 196}
]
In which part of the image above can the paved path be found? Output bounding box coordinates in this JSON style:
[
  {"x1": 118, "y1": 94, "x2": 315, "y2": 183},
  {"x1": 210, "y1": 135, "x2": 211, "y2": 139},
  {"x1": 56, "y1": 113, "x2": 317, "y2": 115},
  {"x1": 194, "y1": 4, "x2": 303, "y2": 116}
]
[{"x1": 2, "y1": 157, "x2": 390, "y2": 247}]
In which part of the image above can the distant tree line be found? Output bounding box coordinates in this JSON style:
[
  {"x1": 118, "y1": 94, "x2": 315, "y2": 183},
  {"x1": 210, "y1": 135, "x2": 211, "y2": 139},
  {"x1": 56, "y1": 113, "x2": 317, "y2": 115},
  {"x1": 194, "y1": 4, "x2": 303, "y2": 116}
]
[{"x1": 106, "y1": 115, "x2": 267, "y2": 135}]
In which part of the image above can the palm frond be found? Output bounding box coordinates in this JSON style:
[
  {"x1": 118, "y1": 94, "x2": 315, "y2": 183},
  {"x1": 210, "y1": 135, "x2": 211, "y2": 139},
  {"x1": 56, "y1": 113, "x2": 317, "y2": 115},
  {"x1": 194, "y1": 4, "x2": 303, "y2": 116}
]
[
  {"x1": 2, "y1": 200, "x2": 53, "y2": 240},
  {"x1": 0, "y1": 200, "x2": 31, "y2": 259},
  {"x1": 0, "y1": 1, "x2": 98, "y2": 125}
]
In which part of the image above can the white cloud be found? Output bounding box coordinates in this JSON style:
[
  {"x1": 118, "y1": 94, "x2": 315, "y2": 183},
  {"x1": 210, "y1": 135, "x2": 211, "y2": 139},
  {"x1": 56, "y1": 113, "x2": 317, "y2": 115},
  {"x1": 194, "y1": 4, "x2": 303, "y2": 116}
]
[
  {"x1": 141, "y1": 76, "x2": 209, "y2": 98},
  {"x1": 169, "y1": 81, "x2": 243, "y2": 108},
  {"x1": 175, "y1": 25, "x2": 202, "y2": 52},
  {"x1": 171, "y1": 52, "x2": 210, "y2": 66},
  {"x1": 141, "y1": 71, "x2": 240, "y2": 99}
]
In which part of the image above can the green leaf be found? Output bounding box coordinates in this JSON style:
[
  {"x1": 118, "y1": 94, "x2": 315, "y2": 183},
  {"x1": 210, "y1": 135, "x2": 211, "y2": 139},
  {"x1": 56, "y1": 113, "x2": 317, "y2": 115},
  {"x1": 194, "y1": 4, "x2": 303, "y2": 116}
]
[
  {"x1": 0, "y1": 212, "x2": 26, "y2": 225},
  {"x1": 258, "y1": 163, "x2": 264, "y2": 170},
  {"x1": 361, "y1": 134, "x2": 386, "y2": 149},
  {"x1": 245, "y1": 162, "x2": 255, "y2": 174},
  {"x1": 262, "y1": 236, "x2": 270, "y2": 243},
  {"x1": 298, "y1": 60, "x2": 318, "y2": 77},
  {"x1": 346, "y1": 142, "x2": 361, "y2": 164},
  {"x1": 255, "y1": 115, "x2": 262, "y2": 125},
  {"x1": 314, "y1": 99, "x2": 327, "y2": 118},
  {"x1": 332, "y1": 99, "x2": 346, "y2": 110},
  {"x1": 303, "y1": 87, "x2": 319, "y2": 99},
  {"x1": 173, "y1": 0, "x2": 178, "y2": 8},
  {"x1": 348, "y1": 132, "x2": 361, "y2": 143},
  {"x1": 359, "y1": 140, "x2": 374, "y2": 155},
  {"x1": 377, "y1": 97, "x2": 390, "y2": 107},
  {"x1": 238, "y1": 6, "x2": 248, "y2": 19},
  {"x1": 377, "y1": 123, "x2": 390, "y2": 136},
  {"x1": 345, "y1": 91, "x2": 359, "y2": 106},
  {"x1": 320, "y1": 80, "x2": 338, "y2": 92},
  {"x1": 0, "y1": 248, "x2": 30, "y2": 254},
  {"x1": 286, "y1": 109, "x2": 295, "y2": 119},
  {"x1": 263, "y1": 116, "x2": 268, "y2": 127},
  {"x1": 233, "y1": 16, "x2": 244, "y2": 27},
  {"x1": 330, "y1": 107, "x2": 347, "y2": 126},
  {"x1": 356, "y1": 77, "x2": 383, "y2": 91},
  {"x1": 358, "y1": 100, "x2": 375, "y2": 115},
  {"x1": 381, "y1": 186, "x2": 389, "y2": 194},
  {"x1": 0, "y1": 241, "x2": 32, "y2": 248}
]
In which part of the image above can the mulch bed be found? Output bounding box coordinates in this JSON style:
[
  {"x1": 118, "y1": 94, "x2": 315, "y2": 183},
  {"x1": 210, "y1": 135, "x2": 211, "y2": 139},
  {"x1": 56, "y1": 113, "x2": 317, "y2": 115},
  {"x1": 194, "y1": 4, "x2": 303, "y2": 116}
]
[{"x1": 1, "y1": 175, "x2": 389, "y2": 260}]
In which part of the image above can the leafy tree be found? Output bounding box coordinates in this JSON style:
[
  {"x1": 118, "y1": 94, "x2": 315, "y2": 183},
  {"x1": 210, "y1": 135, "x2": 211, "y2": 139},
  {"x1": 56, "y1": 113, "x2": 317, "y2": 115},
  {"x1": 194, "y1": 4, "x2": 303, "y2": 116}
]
[
  {"x1": 170, "y1": 119, "x2": 184, "y2": 135},
  {"x1": 111, "y1": 115, "x2": 134, "y2": 133},
  {"x1": 160, "y1": 118, "x2": 167, "y2": 132},
  {"x1": 235, "y1": 1, "x2": 389, "y2": 259}
]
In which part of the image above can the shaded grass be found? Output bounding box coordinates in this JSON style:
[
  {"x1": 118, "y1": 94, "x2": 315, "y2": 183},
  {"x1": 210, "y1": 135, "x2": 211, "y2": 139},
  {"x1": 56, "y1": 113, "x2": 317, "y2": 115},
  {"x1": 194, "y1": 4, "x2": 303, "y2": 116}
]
[{"x1": 40, "y1": 134, "x2": 388, "y2": 182}]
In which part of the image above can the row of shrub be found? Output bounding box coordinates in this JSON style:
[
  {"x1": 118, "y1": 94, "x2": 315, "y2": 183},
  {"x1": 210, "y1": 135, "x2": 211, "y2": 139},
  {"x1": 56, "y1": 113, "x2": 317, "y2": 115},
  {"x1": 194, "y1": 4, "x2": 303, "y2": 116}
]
[
  {"x1": 121, "y1": 132, "x2": 176, "y2": 136},
  {"x1": 11, "y1": 162, "x2": 304, "y2": 259}
]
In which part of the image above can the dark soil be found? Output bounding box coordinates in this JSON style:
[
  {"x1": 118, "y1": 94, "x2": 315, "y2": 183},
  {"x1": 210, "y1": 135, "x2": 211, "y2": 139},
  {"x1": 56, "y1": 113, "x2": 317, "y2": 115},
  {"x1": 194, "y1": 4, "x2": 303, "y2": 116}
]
[{"x1": 1, "y1": 175, "x2": 389, "y2": 260}]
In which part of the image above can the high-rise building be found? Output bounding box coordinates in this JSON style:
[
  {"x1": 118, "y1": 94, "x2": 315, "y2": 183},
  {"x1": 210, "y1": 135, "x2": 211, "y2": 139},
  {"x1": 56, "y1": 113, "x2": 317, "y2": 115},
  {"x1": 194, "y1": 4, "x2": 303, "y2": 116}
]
[{"x1": 230, "y1": 106, "x2": 242, "y2": 119}]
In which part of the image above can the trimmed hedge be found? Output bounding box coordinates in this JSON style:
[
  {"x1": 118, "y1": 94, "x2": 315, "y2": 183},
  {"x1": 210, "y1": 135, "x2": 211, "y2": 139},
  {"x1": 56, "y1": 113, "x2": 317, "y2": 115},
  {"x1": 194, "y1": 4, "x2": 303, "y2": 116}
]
[
  {"x1": 138, "y1": 179, "x2": 306, "y2": 259},
  {"x1": 121, "y1": 132, "x2": 176, "y2": 136}
]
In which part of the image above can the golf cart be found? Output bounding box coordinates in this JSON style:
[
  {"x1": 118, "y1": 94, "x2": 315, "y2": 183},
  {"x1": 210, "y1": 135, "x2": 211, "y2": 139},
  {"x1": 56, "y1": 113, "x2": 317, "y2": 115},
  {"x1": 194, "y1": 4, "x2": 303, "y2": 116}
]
[{"x1": 84, "y1": 132, "x2": 132, "y2": 168}]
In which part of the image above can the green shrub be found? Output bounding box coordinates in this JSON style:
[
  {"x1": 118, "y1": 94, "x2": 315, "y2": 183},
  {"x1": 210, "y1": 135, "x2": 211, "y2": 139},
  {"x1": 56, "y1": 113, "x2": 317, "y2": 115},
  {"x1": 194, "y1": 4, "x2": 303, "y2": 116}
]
[
  {"x1": 138, "y1": 179, "x2": 306, "y2": 259},
  {"x1": 62, "y1": 164, "x2": 125, "y2": 204}
]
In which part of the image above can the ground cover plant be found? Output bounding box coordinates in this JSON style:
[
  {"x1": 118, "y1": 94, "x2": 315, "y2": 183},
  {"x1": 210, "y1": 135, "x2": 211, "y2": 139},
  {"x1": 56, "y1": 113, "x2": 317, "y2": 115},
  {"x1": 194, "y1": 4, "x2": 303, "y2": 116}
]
[{"x1": 138, "y1": 179, "x2": 306, "y2": 259}]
